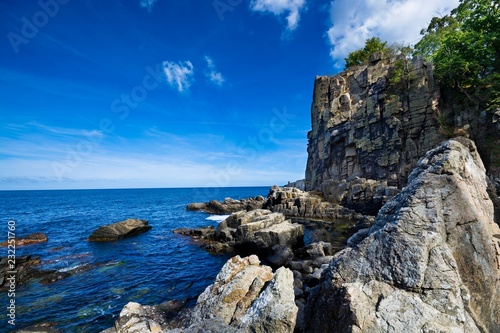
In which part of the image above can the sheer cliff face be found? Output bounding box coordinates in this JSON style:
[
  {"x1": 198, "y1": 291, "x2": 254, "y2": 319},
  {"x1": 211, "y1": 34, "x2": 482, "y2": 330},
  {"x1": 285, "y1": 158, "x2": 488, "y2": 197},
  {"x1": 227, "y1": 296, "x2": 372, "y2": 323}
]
[{"x1": 305, "y1": 55, "x2": 444, "y2": 191}]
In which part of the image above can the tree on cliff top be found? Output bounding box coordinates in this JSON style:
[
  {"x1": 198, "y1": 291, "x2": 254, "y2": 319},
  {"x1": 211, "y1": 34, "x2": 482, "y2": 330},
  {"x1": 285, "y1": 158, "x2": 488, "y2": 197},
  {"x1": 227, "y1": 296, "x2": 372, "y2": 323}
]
[
  {"x1": 414, "y1": 0, "x2": 500, "y2": 109},
  {"x1": 344, "y1": 37, "x2": 388, "y2": 69}
]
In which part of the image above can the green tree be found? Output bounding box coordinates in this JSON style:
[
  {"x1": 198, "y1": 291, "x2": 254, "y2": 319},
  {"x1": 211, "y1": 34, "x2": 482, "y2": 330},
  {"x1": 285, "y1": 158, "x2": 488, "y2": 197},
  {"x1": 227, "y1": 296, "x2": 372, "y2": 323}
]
[
  {"x1": 344, "y1": 37, "x2": 388, "y2": 69},
  {"x1": 415, "y1": 0, "x2": 500, "y2": 108}
]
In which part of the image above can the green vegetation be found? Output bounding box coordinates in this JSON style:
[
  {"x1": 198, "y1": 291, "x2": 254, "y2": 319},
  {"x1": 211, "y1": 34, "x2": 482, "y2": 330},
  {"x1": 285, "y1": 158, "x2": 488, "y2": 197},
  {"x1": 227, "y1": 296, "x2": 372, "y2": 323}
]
[
  {"x1": 414, "y1": 0, "x2": 500, "y2": 110},
  {"x1": 344, "y1": 1, "x2": 499, "y2": 110},
  {"x1": 387, "y1": 44, "x2": 415, "y2": 96},
  {"x1": 344, "y1": 37, "x2": 389, "y2": 69}
]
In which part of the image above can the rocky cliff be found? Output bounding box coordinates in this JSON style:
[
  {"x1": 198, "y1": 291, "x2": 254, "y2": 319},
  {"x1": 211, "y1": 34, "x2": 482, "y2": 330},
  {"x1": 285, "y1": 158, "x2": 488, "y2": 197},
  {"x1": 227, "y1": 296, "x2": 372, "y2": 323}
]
[
  {"x1": 306, "y1": 54, "x2": 444, "y2": 193},
  {"x1": 303, "y1": 138, "x2": 500, "y2": 332}
]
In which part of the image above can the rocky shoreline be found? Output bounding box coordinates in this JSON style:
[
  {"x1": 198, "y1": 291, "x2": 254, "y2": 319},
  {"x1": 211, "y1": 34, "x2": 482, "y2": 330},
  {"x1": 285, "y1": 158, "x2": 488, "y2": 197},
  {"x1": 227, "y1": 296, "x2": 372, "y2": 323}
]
[
  {"x1": 103, "y1": 138, "x2": 500, "y2": 333},
  {"x1": 10, "y1": 52, "x2": 500, "y2": 332}
]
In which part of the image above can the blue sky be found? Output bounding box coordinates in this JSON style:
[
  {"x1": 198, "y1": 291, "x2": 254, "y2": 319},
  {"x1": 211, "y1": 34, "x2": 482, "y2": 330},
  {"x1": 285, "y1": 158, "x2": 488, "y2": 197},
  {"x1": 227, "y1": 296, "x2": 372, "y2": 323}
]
[{"x1": 0, "y1": 0, "x2": 458, "y2": 190}]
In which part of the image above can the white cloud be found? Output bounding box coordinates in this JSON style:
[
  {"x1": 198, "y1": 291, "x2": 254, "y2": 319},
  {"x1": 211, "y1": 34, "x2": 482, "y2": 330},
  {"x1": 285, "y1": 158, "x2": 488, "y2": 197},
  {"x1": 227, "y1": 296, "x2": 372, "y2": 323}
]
[
  {"x1": 205, "y1": 56, "x2": 225, "y2": 86},
  {"x1": 162, "y1": 60, "x2": 194, "y2": 93},
  {"x1": 251, "y1": 0, "x2": 306, "y2": 31},
  {"x1": 328, "y1": 0, "x2": 460, "y2": 66},
  {"x1": 140, "y1": 0, "x2": 158, "y2": 11}
]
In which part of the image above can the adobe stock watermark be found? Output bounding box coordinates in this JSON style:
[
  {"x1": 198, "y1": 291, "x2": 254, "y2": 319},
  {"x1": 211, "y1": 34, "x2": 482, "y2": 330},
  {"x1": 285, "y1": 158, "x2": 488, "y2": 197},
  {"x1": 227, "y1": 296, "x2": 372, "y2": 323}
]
[
  {"x1": 213, "y1": 0, "x2": 242, "y2": 21},
  {"x1": 7, "y1": 0, "x2": 71, "y2": 54},
  {"x1": 51, "y1": 63, "x2": 165, "y2": 181},
  {"x1": 195, "y1": 107, "x2": 296, "y2": 201}
]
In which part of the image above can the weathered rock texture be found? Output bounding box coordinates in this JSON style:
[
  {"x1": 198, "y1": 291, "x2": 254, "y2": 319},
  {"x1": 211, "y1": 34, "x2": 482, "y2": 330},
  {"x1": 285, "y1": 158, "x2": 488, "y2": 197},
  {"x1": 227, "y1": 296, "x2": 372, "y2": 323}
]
[
  {"x1": 102, "y1": 301, "x2": 167, "y2": 333},
  {"x1": 88, "y1": 219, "x2": 152, "y2": 242},
  {"x1": 263, "y1": 186, "x2": 364, "y2": 219},
  {"x1": 303, "y1": 138, "x2": 500, "y2": 332},
  {"x1": 215, "y1": 210, "x2": 304, "y2": 257},
  {"x1": 104, "y1": 255, "x2": 298, "y2": 333},
  {"x1": 306, "y1": 55, "x2": 443, "y2": 193}
]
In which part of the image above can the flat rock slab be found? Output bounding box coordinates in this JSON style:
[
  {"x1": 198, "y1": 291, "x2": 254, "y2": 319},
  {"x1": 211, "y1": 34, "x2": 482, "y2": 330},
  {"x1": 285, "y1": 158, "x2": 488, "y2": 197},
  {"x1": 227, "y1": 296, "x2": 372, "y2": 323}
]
[
  {"x1": 88, "y1": 219, "x2": 152, "y2": 242},
  {"x1": 0, "y1": 233, "x2": 48, "y2": 247}
]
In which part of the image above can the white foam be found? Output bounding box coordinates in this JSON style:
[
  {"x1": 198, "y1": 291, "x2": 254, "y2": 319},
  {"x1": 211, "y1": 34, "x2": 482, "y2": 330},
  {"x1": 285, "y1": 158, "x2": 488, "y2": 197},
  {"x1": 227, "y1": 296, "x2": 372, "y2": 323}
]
[
  {"x1": 205, "y1": 215, "x2": 230, "y2": 222},
  {"x1": 58, "y1": 264, "x2": 84, "y2": 273}
]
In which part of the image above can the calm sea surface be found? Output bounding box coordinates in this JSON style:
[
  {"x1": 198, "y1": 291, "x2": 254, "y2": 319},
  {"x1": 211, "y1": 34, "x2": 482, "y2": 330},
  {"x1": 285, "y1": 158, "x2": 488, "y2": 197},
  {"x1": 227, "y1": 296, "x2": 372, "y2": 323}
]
[{"x1": 0, "y1": 187, "x2": 269, "y2": 332}]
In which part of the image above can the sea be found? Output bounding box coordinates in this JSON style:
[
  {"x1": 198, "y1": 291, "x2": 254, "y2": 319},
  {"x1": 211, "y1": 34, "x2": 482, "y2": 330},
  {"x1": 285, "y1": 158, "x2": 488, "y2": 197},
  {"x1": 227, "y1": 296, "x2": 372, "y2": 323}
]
[{"x1": 0, "y1": 187, "x2": 270, "y2": 332}]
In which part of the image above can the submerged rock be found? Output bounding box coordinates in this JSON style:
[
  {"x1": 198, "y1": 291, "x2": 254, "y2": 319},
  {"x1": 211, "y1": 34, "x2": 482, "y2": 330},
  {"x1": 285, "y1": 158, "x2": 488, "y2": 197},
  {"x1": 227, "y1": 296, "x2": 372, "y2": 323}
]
[
  {"x1": 0, "y1": 233, "x2": 48, "y2": 247},
  {"x1": 0, "y1": 255, "x2": 47, "y2": 291},
  {"x1": 304, "y1": 138, "x2": 500, "y2": 332},
  {"x1": 104, "y1": 255, "x2": 298, "y2": 333},
  {"x1": 15, "y1": 322, "x2": 61, "y2": 333},
  {"x1": 88, "y1": 219, "x2": 152, "y2": 242}
]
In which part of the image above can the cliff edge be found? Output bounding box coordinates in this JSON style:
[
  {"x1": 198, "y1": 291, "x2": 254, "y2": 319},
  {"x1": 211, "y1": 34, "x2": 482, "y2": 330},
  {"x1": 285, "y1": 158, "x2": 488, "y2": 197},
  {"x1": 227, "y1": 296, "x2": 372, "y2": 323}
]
[{"x1": 306, "y1": 55, "x2": 443, "y2": 192}]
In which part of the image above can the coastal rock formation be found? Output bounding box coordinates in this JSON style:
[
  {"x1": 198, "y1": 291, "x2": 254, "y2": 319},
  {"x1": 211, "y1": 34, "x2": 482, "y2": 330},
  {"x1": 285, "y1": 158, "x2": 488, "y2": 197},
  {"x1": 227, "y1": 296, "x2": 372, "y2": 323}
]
[
  {"x1": 0, "y1": 233, "x2": 48, "y2": 247},
  {"x1": 305, "y1": 55, "x2": 444, "y2": 205},
  {"x1": 186, "y1": 197, "x2": 265, "y2": 214},
  {"x1": 174, "y1": 210, "x2": 304, "y2": 258},
  {"x1": 215, "y1": 210, "x2": 304, "y2": 257},
  {"x1": 104, "y1": 255, "x2": 298, "y2": 333},
  {"x1": 88, "y1": 219, "x2": 152, "y2": 242},
  {"x1": 263, "y1": 186, "x2": 364, "y2": 220},
  {"x1": 102, "y1": 301, "x2": 168, "y2": 333},
  {"x1": 284, "y1": 179, "x2": 306, "y2": 191},
  {"x1": 320, "y1": 178, "x2": 400, "y2": 215},
  {"x1": 303, "y1": 138, "x2": 500, "y2": 332},
  {"x1": 0, "y1": 255, "x2": 46, "y2": 291}
]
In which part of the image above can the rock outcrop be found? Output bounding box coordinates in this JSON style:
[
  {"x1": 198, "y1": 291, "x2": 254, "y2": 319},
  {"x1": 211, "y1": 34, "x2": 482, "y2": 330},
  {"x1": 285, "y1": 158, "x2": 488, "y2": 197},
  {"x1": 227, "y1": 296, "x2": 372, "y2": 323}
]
[
  {"x1": 174, "y1": 210, "x2": 304, "y2": 259},
  {"x1": 263, "y1": 186, "x2": 364, "y2": 219},
  {"x1": 186, "y1": 197, "x2": 265, "y2": 214},
  {"x1": 0, "y1": 233, "x2": 48, "y2": 247},
  {"x1": 215, "y1": 210, "x2": 304, "y2": 257},
  {"x1": 0, "y1": 255, "x2": 45, "y2": 291},
  {"x1": 284, "y1": 179, "x2": 306, "y2": 191},
  {"x1": 104, "y1": 255, "x2": 298, "y2": 333},
  {"x1": 306, "y1": 55, "x2": 444, "y2": 208},
  {"x1": 88, "y1": 219, "x2": 152, "y2": 242},
  {"x1": 303, "y1": 138, "x2": 500, "y2": 332}
]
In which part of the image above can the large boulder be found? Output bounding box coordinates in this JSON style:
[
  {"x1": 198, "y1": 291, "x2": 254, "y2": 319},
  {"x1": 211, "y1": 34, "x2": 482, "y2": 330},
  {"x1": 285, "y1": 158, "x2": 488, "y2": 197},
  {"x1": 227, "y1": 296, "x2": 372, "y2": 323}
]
[
  {"x1": 190, "y1": 255, "x2": 274, "y2": 324},
  {"x1": 215, "y1": 210, "x2": 304, "y2": 257},
  {"x1": 238, "y1": 266, "x2": 298, "y2": 333},
  {"x1": 88, "y1": 219, "x2": 152, "y2": 242},
  {"x1": 103, "y1": 255, "x2": 298, "y2": 333},
  {"x1": 101, "y1": 302, "x2": 167, "y2": 333},
  {"x1": 303, "y1": 138, "x2": 500, "y2": 332}
]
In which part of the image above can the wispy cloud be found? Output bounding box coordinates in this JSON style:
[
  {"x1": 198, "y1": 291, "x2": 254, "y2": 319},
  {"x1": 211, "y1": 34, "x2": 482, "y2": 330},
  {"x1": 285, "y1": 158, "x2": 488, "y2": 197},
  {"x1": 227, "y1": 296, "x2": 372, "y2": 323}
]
[
  {"x1": 0, "y1": 124, "x2": 307, "y2": 190},
  {"x1": 328, "y1": 0, "x2": 459, "y2": 66},
  {"x1": 204, "y1": 56, "x2": 225, "y2": 86},
  {"x1": 162, "y1": 60, "x2": 194, "y2": 93},
  {"x1": 250, "y1": 0, "x2": 306, "y2": 31},
  {"x1": 140, "y1": 0, "x2": 158, "y2": 11}
]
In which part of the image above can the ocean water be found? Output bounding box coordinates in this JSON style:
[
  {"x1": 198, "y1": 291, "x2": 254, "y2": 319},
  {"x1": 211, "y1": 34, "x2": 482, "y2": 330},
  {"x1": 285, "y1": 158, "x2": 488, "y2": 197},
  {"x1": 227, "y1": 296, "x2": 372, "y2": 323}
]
[{"x1": 0, "y1": 187, "x2": 269, "y2": 332}]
